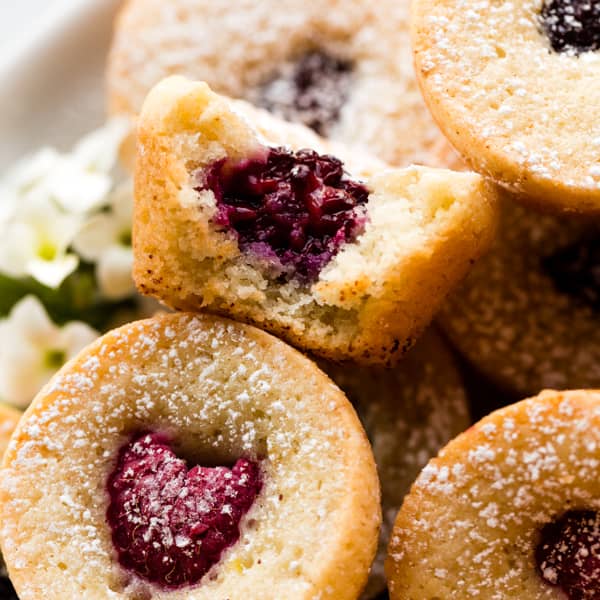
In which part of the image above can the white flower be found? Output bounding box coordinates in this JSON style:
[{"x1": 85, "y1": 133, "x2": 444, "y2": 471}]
[
  {"x1": 2, "y1": 146, "x2": 61, "y2": 192},
  {"x1": 0, "y1": 197, "x2": 82, "y2": 288},
  {"x1": 72, "y1": 117, "x2": 130, "y2": 174},
  {"x1": 0, "y1": 118, "x2": 131, "y2": 289},
  {"x1": 73, "y1": 181, "x2": 135, "y2": 300},
  {"x1": 0, "y1": 183, "x2": 17, "y2": 226},
  {"x1": 42, "y1": 117, "x2": 130, "y2": 215},
  {"x1": 0, "y1": 296, "x2": 98, "y2": 408},
  {"x1": 2, "y1": 117, "x2": 129, "y2": 218}
]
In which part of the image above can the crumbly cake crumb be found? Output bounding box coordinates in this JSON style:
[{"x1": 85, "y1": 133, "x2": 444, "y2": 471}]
[{"x1": 133, "y1": 77, "x2": 499, "y2": 365}]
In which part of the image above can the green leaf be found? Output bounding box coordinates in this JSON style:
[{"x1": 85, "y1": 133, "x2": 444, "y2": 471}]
[{"x1": 0, "y1": 263, "x2": 137, "y2": 331}]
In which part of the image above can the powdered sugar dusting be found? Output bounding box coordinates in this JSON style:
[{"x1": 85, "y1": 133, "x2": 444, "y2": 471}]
[
  {"x1": 106, "y1": 432, "x2": 262, "y2": 589},
  {"x1": 109, "y1": 0, "x2": 446, "y2": 165},
  {"x1": 0, "y1": 314, "x2": 375, "y2": 599},
  {"x1": 536, "y1": 509, "x2": 600, "y2": 598},
  {"x1": 415, "y1": 0, "x2": 600, "y2": 191},
  {"x1": 250, "y1": 50, "x2": 353, "y2": 137},
  {"x1": 440, "y1": 199, "x2": 600, "y2": 395},
  {"x1": 388, "y1": 390, "x2": 600, "y2": 598},
  {"x1": 323, "y1": 327, "x2": 469, "y2": 598}
]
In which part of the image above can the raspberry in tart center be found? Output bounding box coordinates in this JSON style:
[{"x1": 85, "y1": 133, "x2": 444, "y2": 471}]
[
  {"x1": 540, "y1": 0, "x2": 600, "y2": 54},
  {"x1": 254, "y1": 51, "x2": 353, "y2": 136},
  {"x1": 106, "y1": 432, "x2": 262, "y2": 589},
  {"x1": 541, "y1": 237, "x2": 600, "y2": 311},
  {"x1": 536, "y1": 510, "x2": 600, "y2": 599},
  {"x1": 199, "y1": 147, "x2": 369, "y2": 283}
]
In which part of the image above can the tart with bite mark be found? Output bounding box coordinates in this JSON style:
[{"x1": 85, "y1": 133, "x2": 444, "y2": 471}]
[
  {"x1": 0, "y1": 313, "x2": 380, "y2": 599},
  {"x1": 386, "y1": 389, "x2": 600, "y2": 599},
  {"x1": 133, "y1": 76, "x2": 499, "y2": 365}
]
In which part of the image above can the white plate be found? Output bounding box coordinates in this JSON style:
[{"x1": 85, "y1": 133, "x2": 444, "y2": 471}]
[{"x1": 0, "y1": 0, "x2": 121, "y2": 168}]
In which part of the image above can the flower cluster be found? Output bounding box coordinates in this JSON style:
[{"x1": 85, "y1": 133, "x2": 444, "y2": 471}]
[
  {"x1": 0, "y1": 119, "x2": 146, "y2": 408},
  {"x1": 0, "y1": 296, "x2": 98, "y2": 408}
]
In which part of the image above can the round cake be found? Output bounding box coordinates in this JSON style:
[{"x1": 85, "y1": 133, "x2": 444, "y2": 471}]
[
  {"x1": 0, "y1": 313, "x2": 380, "y2": 599},
  {"x1": 440, "y1": 198, "x2": 600, "y2": 397},
  {"x1": 107, "y1": 0, "x2": 448, "y2": 166},
  {"x1": 386, "y1": 389, "x2": 600, "y2": 599},
  {"x1": 412, "y1": 0, "x2": 600, "y2": 212},
  {"x1": 321, "y1": 327, "x2": 470, "y2": 599}
]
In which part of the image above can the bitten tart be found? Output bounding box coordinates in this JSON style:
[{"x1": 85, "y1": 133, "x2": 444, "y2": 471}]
[
  {"x1": 386, "y1": 389, "x2": 600, "y2": 599},
  {"x1": 0, "y1": 313, "x2": 380, "y2": 600},
  {"x1": 412, "y1": 0, "x2": 600, "y2": 213},
  {"x1": 321, "y1": 326, "x2": 470, "y2": 599},
  {"x1": 133, "y1": 76, "x2": 499, "y2": 365},
  {"x1": 108, "y1": 0, "x2": 450, "y2": 166}
]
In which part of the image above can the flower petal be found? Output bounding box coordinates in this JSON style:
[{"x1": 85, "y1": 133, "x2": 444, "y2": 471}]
[
  {"x1": 27, "y1": 254, "x2": 79, "y2": 289},
  {"x1": 59, "y1": 321, "x2": 99, "y2": 359},
  {"x1": 0, "y1": 185, "x2": 18, "y2": 225},
  {"x1": 45, "y1": 159, "x2": 113, "y2": 214},
  {"x1": 109, "y1": 180, "x2": 134, "y2": 227},
  {"x1": 3, "y1": 147, "x2": 61, "y2": 191},
  {"x1": 17, "y1": 197, "x2": 83, "y2": 250},
  {"x1": 0, "y1": 297, "x2": 99, "y2": 408},
  {"x1": 97, "y1": 245, "x2": 135, "y2": 300},
  {"x1": 0, "y1": 324, "x2": 46, "y2": 408},
  {"x1": 0, "y1": 222, "x2": 36, "y2": 278},
  {"x1": 0, "y1": 296, "x2": 57, "y2": 407},
  {"x1": 7, "y1": 295, "x2": 57, "y2": 345},
  {"x1": 73, "y1": 117, "x2": 131, "y2": 173},
  {"x1": 73, "y1": 214, "x2": 120, "y2": 262},
  {"x1": 38, "y1": 207, "x2": 84, "y2": 256}
]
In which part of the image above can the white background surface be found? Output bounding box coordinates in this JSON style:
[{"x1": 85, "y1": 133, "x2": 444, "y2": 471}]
[
  {"x1": 2, "y1": 2, "x2": 55, "y2": 47},
  {"x1": 2, "y1": 1, "x2": 85, "y2": 51},
  {"x1": 0, "y1": 0, "x2": 122, "y2": 167}
]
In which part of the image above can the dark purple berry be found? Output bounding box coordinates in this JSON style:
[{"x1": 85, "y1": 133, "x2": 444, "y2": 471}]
[
  {"x1": 540, "y1": 0, "x2": 600, "y2": 54},
  {"x1": 542, "y1": 237, "x2": 600, "y2": 311},
  {"x1": 199, "y1": 147, "x2": 369, "y2": 283},
  {"x1": 536, "y1": 510, "x2": 600, "y2": 599},
  {"x1": 106, "y1": 432, "x2": 262, "y2": 589},
  {"x1": 255, "y1": 51, "x2": 353, "y2": 136}
]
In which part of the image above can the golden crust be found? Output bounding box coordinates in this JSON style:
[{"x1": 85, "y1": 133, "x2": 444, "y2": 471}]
[
  {"x1": 133, "y1": 76, "x2": 499, "y2": 365},
  {"x1": 412, "y1": 0, "x2": 600, "y2": 214},
  {"x1": 321, "y1": 326, "x2": 470, "y2": 599},
  {"x1": 0, "y1": 403, "x2": 20, "y2": 572},
  {"x1": 0, "y1": 313, "x2": 380, "y2": 600},
  {"x1": 386, "y1": 389, "x2": 600, "y2": 599},
  {"x1": 0, "y1": 404, "x2": 20, "y2": 459},
  {"x1": 440, "y1": 198, "x2": 600, "y2": 397}
]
